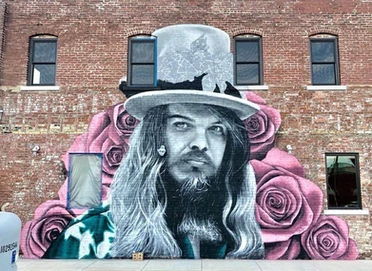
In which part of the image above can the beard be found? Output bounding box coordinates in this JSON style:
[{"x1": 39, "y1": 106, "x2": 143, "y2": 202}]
[
  {"x1": 163, "y1": 171, "x2": 226, "y2": 243},
  {"x1": 165, "y1": 149, "x2": 218, "y2": 185}
]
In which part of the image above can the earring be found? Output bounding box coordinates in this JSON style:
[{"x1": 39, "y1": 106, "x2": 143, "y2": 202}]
[{"x1": 157, "y1": 145, "x2": 166, "y2": 157}]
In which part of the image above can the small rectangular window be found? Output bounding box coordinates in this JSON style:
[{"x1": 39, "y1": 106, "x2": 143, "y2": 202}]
[
  {"x1": 28, "y1": 38, "x2": 57, "y2": 85},
  {"x1": 67, "y1": 153, "x2": 103, "y2": 209},
  {"x1": 310, "y1": 38, "x2": 340, "y2": 85},
  {"x1": 128, "y1": 37, "x2": 157, "y2": 86},
  {"x1": 234, "y1": 37, "x2": 263, "y2": 85},
  {"x1": 326, "y1": 153, "x2": 362, "y2": 209}
]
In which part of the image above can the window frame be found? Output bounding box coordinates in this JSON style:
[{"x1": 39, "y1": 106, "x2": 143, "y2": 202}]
[
  {"x1": 310, "y1": 36, "x2": 340, "y2": 85},
  {"x1": 67, "y1": 153, "x2": 103, "y2": 210},
  {"x1": 28, "y1": 37, "x2": 58, "y2": 86},
  {"x1": 234, "y1": 36, "x2": 263, "y2": 86},
  {"x1": 127, "y1": 36, "x2": 157, "y2": 87},
  {"x1": 325, "y1": 152, "x2": 362, "y2": 210}
]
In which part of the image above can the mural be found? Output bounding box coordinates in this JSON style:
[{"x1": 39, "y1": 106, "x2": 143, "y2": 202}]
[
  {"x1": 154, "y1": 24, "x2": 233, "y2": 91},
  {"x1": 20, "y1": 24, "x2": 358, "y2": 260}
]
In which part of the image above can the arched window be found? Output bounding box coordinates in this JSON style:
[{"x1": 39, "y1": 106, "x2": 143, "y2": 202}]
[
  {"x1": 234, "y1": 34, "x2": 263, "y2": 85},
  {"x1": 128, "y1": 35, "x2": 157, "y2": 86},
  {"x1": 310, "y1": 34, "x2": 340, "y2": 85},
  {"x1": 28, "y1": 35, "x2": 58, "y2": 86}
]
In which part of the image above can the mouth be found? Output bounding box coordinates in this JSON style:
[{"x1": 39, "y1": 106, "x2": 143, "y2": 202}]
[
  {"x1": 184, "y1": 158, "x2": 208, "y2": 167},
  {"x1": 167, "y1": 152, "x2": 216, "y2": 181}
]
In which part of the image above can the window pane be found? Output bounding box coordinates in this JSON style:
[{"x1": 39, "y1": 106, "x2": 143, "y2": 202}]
[
  {"x1": 132, "y1": 65, "x2": 154, "y2": 85},
  {"x1": 132, "y1": 42, "x2": 154, "y2": 63},
  {"x1": 312, "y1": 64, "x2": 335, "y2": 85},
  {"x1": 326, "y1": 155, "x2": 360, "y2": 208},
  {"x1": 311, "y1": 41, "x2": 335, "y2": 62},
  {"x1": 33, "y1": 64, "x2": 56, "y2": 85},
  {"x1": 68, "y1": 154, "x2": 102, "y2": 209},
  {"x1": 236, "y1": 64, "x2": 259, "y2": 84},
  {"x1": 33, "y1": 41, "x2": 57, "y2": 62},
  {"x1": 236, "y1": 40, "x2": 259, "y2": 62}
]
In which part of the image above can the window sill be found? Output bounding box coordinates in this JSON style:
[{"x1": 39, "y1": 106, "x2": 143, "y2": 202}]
[
  {"x1": 324, "y1": 209, "x2": 369, "y2": 215},
  {"x1": 234, "y1": 85, "x2": 269, "y2": 91},
  {"x1": 306, "y1": 85, "x2": 347, "y2": 91},
  {"x1": 20, "y1": 85, "x2": 60, "y2": 91}
]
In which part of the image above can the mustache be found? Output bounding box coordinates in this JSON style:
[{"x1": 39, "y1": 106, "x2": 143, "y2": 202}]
[{"x1": 180, "y1": 150, "x2": 214, "y2": 165}]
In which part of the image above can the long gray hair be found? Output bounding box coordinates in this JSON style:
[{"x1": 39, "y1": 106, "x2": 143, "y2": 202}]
[{"x1": 110, "y1": 104, "x2": 264, "y2": 259}]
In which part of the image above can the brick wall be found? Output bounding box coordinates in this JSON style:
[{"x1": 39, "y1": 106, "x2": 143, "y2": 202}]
[
  {"x1": 1, "y1": 0, "x2": 372, "y2": 258},
  {"x1": 0, "y1": 2, "x2": 6, "y2": 82}
]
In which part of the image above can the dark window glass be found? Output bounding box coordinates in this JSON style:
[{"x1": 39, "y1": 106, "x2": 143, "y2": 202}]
[
  {"x1": 234, "y1": 37, "x2": 262, "y2": 85},
  {"x1": 326, "y1": 153, "x2": 362, "y2": 209},
  {"x1": 33, "y1": 64, "x2": 56, "y2": 85},
  {"x1": 28, "y1": 38, "x2": 57, "y2": 86},
  {"x1": 311, "y1": 42, "x2": 335, "y2": 62},
  {"x1": 236, "y1": 64, "x2": 259, "y2": 85},
  {"x1": 310, "y1": 38, "x2": 339, "y2": 85},
  {"x1": 236, "y1": 41, "x2": 259, "y2": 62},
  {"x1": 312, "y1": 64, "x2": 336, "y2": 85},
  {"x1": 33, "y1": 42, "x2": 57, "y2": 63},
  {"x1": 129, "y1": 38, "x2": 156, "y2": 86},
  {"x1": 131, "y1": 65, "x2": 155, "y2": 85},
  {"x1": 131, "y1": 42, "x2": 155, "y2": 63}
]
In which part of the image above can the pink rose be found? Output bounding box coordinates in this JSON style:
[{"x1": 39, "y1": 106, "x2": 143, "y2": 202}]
[
  {"x1": 301, "y1": 215, "x2": 358, "y2": 260},
  {"x1": 251, "y1": 148, "x2": 323, "y2": 243},
  {"x1": 264, "y1": 236, "x2": 301, "y2": 260},
  {"x1": 20, "y1": 200, "x2": 76, "y2": 258},
  {"x1": 85, "y1": 110, "x2": 128, "y2": 176},
  {"x1": 88, "y1": 127, "x2": 128, "y2": 175},
  {"x1": 245, "y1": 92, "x2": 281, "y2": 160},
  {"x1": 111, "y1": 103, "x2": 139, "y2": 141}
]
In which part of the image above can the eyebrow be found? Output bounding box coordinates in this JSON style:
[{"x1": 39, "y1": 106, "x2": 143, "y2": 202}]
[
  {"x1": 167, "y1": 114, "x2": 194, "y2": 122},
  {"x1": 167, "y1": 114, "x2": 224, "y2": 125}
]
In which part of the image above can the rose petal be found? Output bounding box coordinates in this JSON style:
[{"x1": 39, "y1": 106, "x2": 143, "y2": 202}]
[
  {"x1": 339, "y1": 239, "x2": 358, "y2": 260},
  {"x1": 264, "y1": 236, "x2": 301, "y2": 260},
  {"x1": 85, "y1": 112, "x2": 111, "y2": 145},
  {"x1": 246, "y1": 91, "x2": 267, "y2": 105},
  {"x1": 259, "y1": 148, "x2": 306, "y2": 178}
]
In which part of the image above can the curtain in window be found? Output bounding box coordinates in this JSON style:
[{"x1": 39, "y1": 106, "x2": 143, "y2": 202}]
[{"x1": 68, "y1": 154, "x2": 102, "y2": 209}]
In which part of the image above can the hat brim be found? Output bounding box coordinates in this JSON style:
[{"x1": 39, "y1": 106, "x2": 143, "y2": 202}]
[{"x1": 124, "y1": 90, "x2": 260, "y2": 120}]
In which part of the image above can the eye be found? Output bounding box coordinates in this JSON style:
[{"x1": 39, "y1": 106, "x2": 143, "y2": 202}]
[
  {"x1": 209, "y1": 125, "x2": 226, "y2": 136},
  {"x1": 173, "y1": 122, "x2": 190, "y2": 130}
]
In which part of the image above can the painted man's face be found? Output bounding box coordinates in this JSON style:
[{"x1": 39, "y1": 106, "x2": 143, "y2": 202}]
[{"x1": 165, "y1": 104, "x2": 227, "y2": 184}]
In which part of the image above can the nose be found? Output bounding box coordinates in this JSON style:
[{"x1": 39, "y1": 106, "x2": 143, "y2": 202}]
[{"x1": 189, "y1": 129, "x2": 208, "y2": 152}]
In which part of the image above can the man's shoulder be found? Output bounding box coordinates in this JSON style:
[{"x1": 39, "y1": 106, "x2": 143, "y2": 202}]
[{"x1": 43, "y1": 203, "x2": 114, "y2": 259}]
